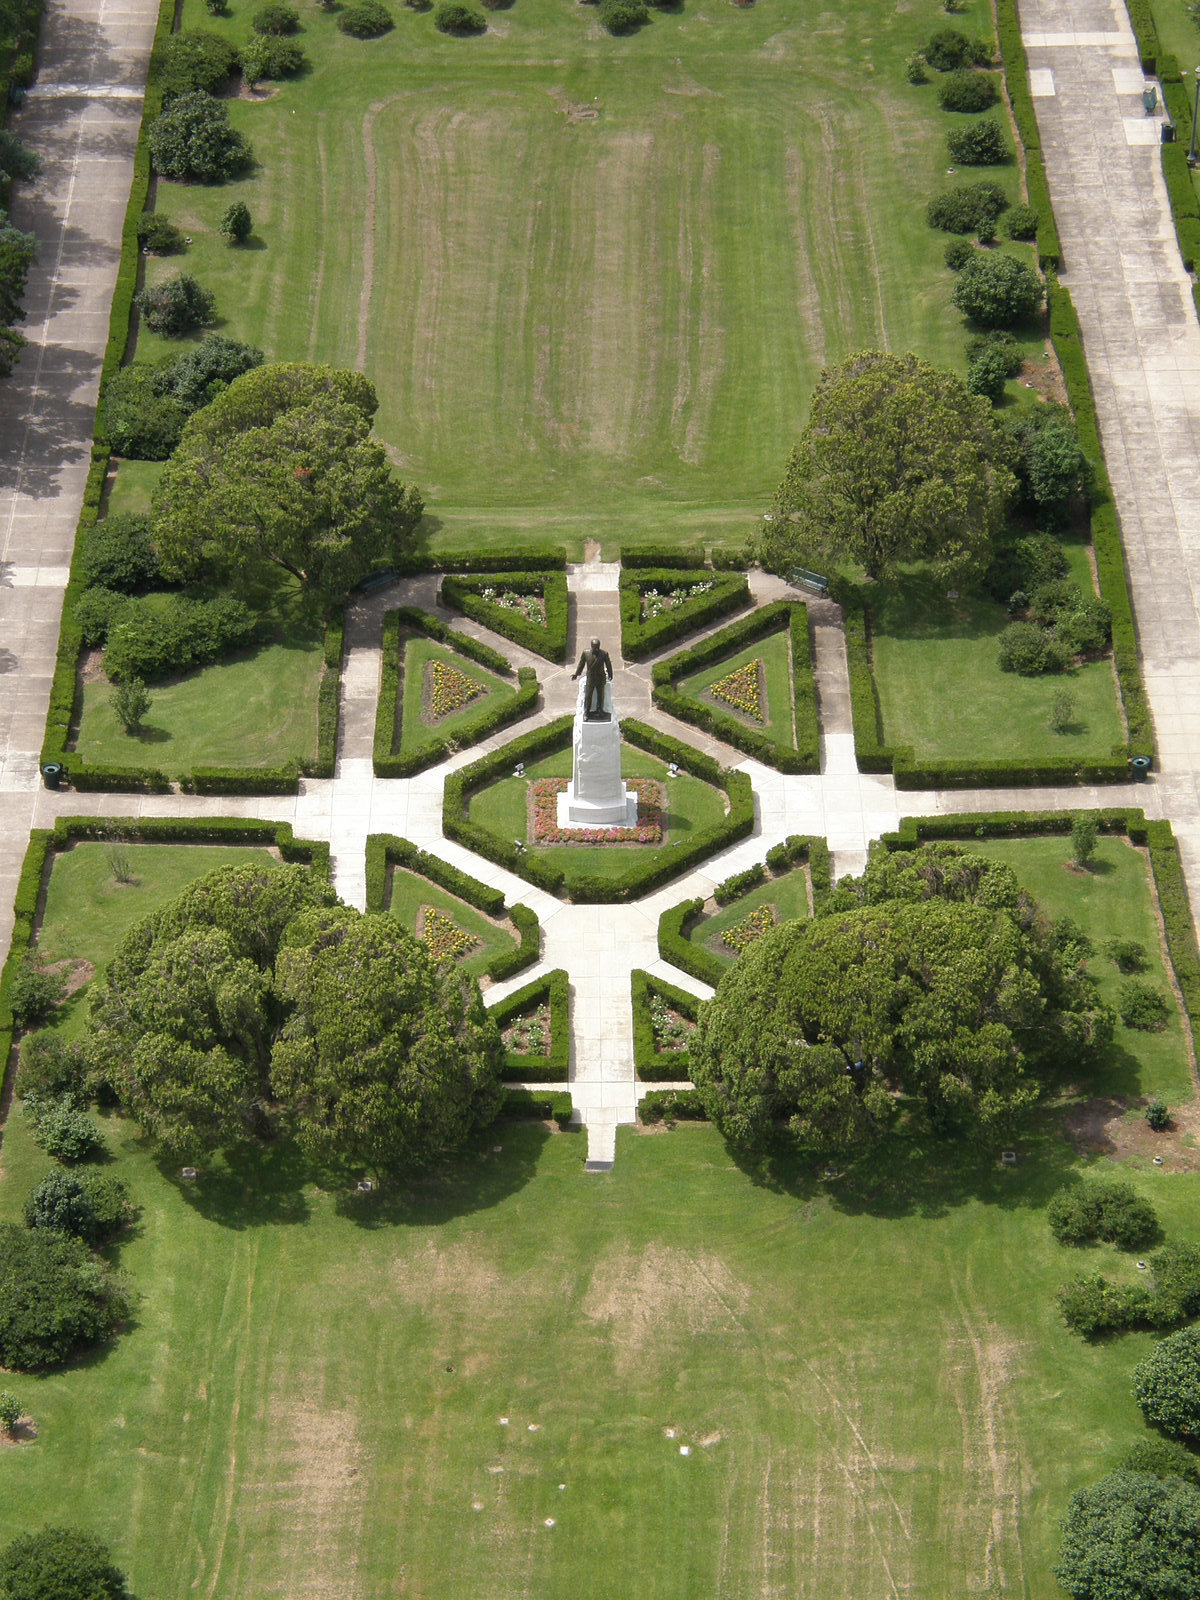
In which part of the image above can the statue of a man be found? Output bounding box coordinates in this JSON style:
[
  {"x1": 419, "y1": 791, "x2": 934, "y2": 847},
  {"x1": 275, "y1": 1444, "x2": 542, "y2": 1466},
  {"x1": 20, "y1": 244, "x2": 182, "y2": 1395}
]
[{"x1": 572, "y1": 636, "x2": 613, "y2": 720}]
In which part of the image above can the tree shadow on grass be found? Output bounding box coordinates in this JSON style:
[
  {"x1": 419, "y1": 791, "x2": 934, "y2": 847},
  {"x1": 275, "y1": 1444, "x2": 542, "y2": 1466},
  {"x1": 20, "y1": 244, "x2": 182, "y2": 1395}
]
[{"x1": 155, "y1": 1139, "x2": 314, "y2": 1229}]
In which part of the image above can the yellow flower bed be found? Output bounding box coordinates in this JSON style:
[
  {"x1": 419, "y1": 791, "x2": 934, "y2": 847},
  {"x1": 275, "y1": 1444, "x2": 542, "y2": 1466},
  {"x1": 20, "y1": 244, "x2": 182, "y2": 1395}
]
[
  {"x1": 721, "y1": 903, "x2": 775, "y2": 954},
  {"x1": 429, "y1": 659, "x2": 484, "y2": 719},
  {"x1": 709, "y1": 659, "x2": 763, "y2": 722},
  {"x1": 420, "y1": 906, "x2": 479, "y2": 963}
]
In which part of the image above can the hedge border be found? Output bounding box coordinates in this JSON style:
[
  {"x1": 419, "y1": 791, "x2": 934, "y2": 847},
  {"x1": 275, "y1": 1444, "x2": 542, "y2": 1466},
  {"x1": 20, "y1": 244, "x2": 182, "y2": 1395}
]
[
  {"x1": 995, "y1": 0, "x2": 1062, "y2": 267},
  {"x1": 439, "y1": 572, "x2": 569, "y2": 663},
  {"x1": 0, "y1": 815, "x2": 330, "y2": 1115},
  {"x1": 373, "y1": 607, "x2": 539, "y2": 777},
  {"x1": 442, "y1": 715, "x2": 755, "y2": 904},
  {"x1": 364, "y1": 832, "x2": 540, "y2": 982},
  {"x1": 387, "y1": 546, "x2": 568, "y2": 577},
  {"x1": 880, "y1": 807, "x2": 1200, "y2": 1042},
  {"x1": 638, "y1": 1088, "x2": 707, "y2": 1123},
  {"x1": 619, "y1": 543, "x2": 706, "y2": 569},
  {"x1": 499, "y1": 1088, "x2": 574, "y2": 1127},
  {"x1": 651, "y1": 601, "x2": 819, "y2": 772},
  {"x1": 630, "y1": 968, "x2": 700, "y2": 1080},
  {"x1": 487, "y1": 968, "x2": 570, "y2": 1081},
  {"x1": 656, "y1": 834, "x2": 829, "y2": 988},
  {"x1": 619, "y1": 568, "x2": 751, "y2": 661}
]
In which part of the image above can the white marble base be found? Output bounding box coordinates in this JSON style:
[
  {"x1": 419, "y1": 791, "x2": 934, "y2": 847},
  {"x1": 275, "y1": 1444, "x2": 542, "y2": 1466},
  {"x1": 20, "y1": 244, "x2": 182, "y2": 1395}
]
[{"x1": 557, "y1": 788, "x2": 639, "y2": 830}]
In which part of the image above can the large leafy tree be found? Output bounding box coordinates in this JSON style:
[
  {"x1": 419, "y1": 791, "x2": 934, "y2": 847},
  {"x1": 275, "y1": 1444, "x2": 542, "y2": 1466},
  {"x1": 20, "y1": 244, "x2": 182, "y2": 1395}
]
[
  {"x1": 84, "y1": 863, "x2": 502, "y2": 1170},
  {"x1": 271, "y1": 908, "x2": 503, "y2": 1171},
  {"x1": 1054, "y1": 1471, "x2": 1200, "y2": 1600},
  {"x1": 763, "y1": 350, "x2": 1014, "y2": 584},
  {"x1": 0, "y1": 1225, "x2": 129, "y2": 1372},
  {"x1": 0, "y1": 1527, "x2": 131, "y2": 1600},
  {"x1": 690, "y1": 846, "x2": 1111, "y2": 1155},
  {"x1": 1133, "y1": 1328, "x2": 1200, "y2": 1440},
  {"x1": 151, "y1": 363, "x2": 424, "y2": 606}
]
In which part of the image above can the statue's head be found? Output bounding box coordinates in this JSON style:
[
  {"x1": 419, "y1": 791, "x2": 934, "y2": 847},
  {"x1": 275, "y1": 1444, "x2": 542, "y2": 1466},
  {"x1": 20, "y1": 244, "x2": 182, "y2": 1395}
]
[{"x1": 590, "y1": 637, "x2": 600, "y2": 651}]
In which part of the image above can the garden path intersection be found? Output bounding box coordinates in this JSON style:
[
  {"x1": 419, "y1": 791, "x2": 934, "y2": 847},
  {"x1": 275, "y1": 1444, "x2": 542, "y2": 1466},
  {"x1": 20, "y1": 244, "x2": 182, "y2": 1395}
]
[{"x1": 0, "y1": 0, "x2": 1199, "y2": 1170}]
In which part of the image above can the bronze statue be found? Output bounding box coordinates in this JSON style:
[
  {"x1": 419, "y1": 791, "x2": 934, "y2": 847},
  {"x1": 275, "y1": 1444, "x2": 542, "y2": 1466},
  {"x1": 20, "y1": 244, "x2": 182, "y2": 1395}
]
[{"x1": 572, "y1": 636, "x2": 613, "y2": 720}]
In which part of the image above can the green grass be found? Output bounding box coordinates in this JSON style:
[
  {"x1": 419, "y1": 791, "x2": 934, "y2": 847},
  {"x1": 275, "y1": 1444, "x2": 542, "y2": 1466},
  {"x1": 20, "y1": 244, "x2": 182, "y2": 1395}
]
[
  {"x1": 398, "y1": 636, "x2": 515, "y2": 757},
  {"x1": 102, "y1": 459, "x2": 164, "y2": 520},
  {"x1": 385, "y1": 865, "x2": 517, "y2": 981},
  {"x1": 971, "y1": 834, "x2": 1196, "y2": 1105},
  {"x1": 689, "y1": 866, "x2": 813, "y2": 968},
  {"x1": 73, "y1": 640, "x2": 323, "y2": 775},
  {"x1": 468, "y1": 744, "x2": 727, "y2": 884},
  {"x1": 34, "y1": 842, "x2": 279, "y2": 1038},
  {"x1": 870, "y1": 547, "x2": 1127, "y2": 762},
  {"x1": 676, "y1": 629, "x2": 796, "y2": 749},
  {"x1": 140, "y1": 0, "x2": 1010, "y2": 555}
]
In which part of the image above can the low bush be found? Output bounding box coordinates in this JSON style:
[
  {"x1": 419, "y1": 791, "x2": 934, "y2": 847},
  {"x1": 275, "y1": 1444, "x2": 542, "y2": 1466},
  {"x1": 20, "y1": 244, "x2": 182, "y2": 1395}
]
[
  {"x1": 966, "y1": 345, "x2": 1015, "y2": 402},
  {"x1": 657, "y1": 895, "x2": 726, "y2": 988},
  {"x1": 927, "y1": 180, "x2": 1008, "y2": 235},
  {"x1": 1133, "y1": 1328, "x2": 1200, "y2": 1439},
  {"x1": 639, "y1": 1089, "x2": 707, "y2": 1123},
  {"x1": 1107, "y1": 937, "x2": 1149, "y2": 973},
  {"x1": 0, "y1": 1529, "x2": 132, "y2": 1600},
  {"x1": 500, "y1": 1089, "x2": 573, "y2": 1127},
  {"x1": 102, "y1": 594, "x2": 258, "y2": 683},
  {"x1": 18, "y1": 1032, "x2": 88, "y2": 1103},
  {"x1": 434, "y1": 0, "x2": 486, "y2": 29},
  {"x1": 952, "y1": 252, "x2": 1044, "y2": 326},
  {"x1": 1121, "y1": 1436, "x2": 1200, "y2": 1485},
  {"x1": 74, "y1": 587, "x2": 129, "y2": 646},
  {"x1": 1005, "y1": 202, "x2": 1039, "y2": 241},
  {"x1": 1147, "y1": 1098, "x2": 1172, "y2": 1131},
  {"x1": 923, "y1": 26, "x2": 973, "y2": 69},
  {"x1": 997, "y1": 620, "x2": 1070, "y2": 675},
  {"x1": 1119, "y1": 978, "x2": 1171, "y2": 1031},
  {"x1": 8, "y1": 962, "x2": 65, "y2": 1027},
  {"x1": 24, "y1": 1171, "x2": 131, "y2": 1246},
  {"x1": 338, "y1": 1, "x2": 394, "y2": 33},
  {"x1": 599, "y1": 0, "x2": 648, "y2": 31},
  {"x1": 946, "y1": 117, "x2": 1007, "y2": 165},
  {"x1": 251, "y1": 1, "x2": 300, "y2": 31},
  {"x1": 621, "y1": 543, "x2": 705, "y2": 569},
  {"x1": 136, "y1": 212, "x2": 184, "y2": 254},
  {"x1": 102, "y1": 363, "x2": 190, "y2": 458},
  {"x1": 241, "y1": 35, "x2": 306, "y2": 79},
  {"x1": 0, "y1": 130, "x2": 39, "y2": 183},
  {"x1": 906, "y1": 51, "x2": 927, "y2": 85},
  {"x1": 219, "y1": 200, "x2": 252, "y2": 242},
  {"x1": 0, "y1": 1392, "x2": 20, "y2": 1435},
  {"x1": 1058, "y1": 1241, "x2": 1200, "y2": 1335},
  {"x1": 134, "y1": 273, "x2": 216, "y2": 336},
  {"x1": 944, "y1": 237, "x2": 976, "y2": 270},
  {"x1": 714, "y1": 864, "x2": 765, "y2": 906},
  {"x1": 148, "y1": 92, "x2": 253, "y2": 183},
  {"x1": 1047, "y1": 1181, "x2": 1160, "y2": 1249},
  {"x1": 153, "y1": 29, "x2": 238, "y2": 100},
  {"x1": 0, "y1": 1222, "x2": 128, "y2": 1370},
  {"x1": 159, "y1": 333, "x2": 264, "y2": 408},
  {"x1": 24, "y1": 1098, "x2": 107, "y2": 1163},
  {"x1": 937, "y1": 68, "x2": 1000, "y2": 111},
  {"x1": 440, "y1": 572, "x2": 568, "y2": 662}
]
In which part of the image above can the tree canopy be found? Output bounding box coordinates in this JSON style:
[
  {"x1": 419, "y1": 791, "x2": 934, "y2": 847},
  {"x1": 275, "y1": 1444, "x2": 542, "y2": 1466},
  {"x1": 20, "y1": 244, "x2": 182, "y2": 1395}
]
[
  {"x1": 763, "y1": 351, "x2": 1014, "y2": 584},
  {"x1": 1132, "y1": 1328, "x2": 1200, "y2": 1439},
  {"x1": 0, "y1": 1527, "x2": 131, "y2": 1600},
  {"x1": 0, "y1": 1224, "x2": 129, "y2": 1372},
  {"x1": 84, "y1": 863, "x2": 502, "y2": 1169},
  {"x1": 151, "y1": 363, "x2": 423, "y2": 605},
  {"x1": 689, "y1": 845, "x2": 1112, "y2": 1155},
  {"x1": 1054, "y1": 1471, "x2": 1200, "y2": 1600}
]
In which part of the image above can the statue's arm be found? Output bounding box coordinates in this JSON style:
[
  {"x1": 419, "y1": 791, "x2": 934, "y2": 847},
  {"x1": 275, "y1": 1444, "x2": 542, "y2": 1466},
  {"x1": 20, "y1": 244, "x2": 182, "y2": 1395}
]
[
  {"x1": 571, "y1": 653, "x2": 586, "y2": 679},
  {"x1": 602, "y1": 651, "x2": 614, "y2": 679}
]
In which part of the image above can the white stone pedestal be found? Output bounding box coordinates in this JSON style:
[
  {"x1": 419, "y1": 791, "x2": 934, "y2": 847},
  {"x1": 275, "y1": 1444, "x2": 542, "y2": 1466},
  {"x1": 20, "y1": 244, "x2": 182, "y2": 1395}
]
[{"x1": 558, "y1": 688, "x2": 637, "y2": 830}]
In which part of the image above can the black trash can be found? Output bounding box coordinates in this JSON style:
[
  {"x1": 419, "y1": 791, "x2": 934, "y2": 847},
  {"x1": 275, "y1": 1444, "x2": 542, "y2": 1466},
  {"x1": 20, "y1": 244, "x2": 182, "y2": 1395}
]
[
  {"x1": 1131, "y1": 755, "x2": 1152, "y2": 780},
  {"x1": 1162, "y1": 121, "x2": 1177, "y2": 144},
  {"x1": 41, "y1": 763, "x2": 63, "y2": 790}
]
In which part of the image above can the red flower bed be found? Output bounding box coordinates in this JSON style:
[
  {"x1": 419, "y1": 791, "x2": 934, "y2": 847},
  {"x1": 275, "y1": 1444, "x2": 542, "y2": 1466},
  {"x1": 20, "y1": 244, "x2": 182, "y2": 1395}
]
[{"x1": 530, "y1": 778, "x2": 664, "y2": 844}]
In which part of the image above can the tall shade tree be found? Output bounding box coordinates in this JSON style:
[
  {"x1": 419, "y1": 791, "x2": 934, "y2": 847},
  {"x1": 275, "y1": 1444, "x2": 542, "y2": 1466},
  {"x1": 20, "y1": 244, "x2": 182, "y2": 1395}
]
[
  {"x1": 763, "y1": 350, "x2": 1015, "y2": 584},
  {"x1": 1054, "y1": 1471, "x2": 1200, "y2": 1600},
  {"x1": 0, "y1": 1527, "x2": 132, "y2": 1600},
  {"x1": 690, "y1": 846, "x2": 1112, "y2": 1155},
  {"x1": 151, "y1": 363, "x2": 424, "y2": 606},
  {"x1": 271, "y1": 907, "x2": 503, "y2": 1172}
]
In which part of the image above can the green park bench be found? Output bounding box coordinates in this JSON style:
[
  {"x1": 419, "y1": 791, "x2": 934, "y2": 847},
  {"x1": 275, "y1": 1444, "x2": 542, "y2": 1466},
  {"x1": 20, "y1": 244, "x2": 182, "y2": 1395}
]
[{"x1": 787, "y1": 566, "x2": 829, "y2": 597}]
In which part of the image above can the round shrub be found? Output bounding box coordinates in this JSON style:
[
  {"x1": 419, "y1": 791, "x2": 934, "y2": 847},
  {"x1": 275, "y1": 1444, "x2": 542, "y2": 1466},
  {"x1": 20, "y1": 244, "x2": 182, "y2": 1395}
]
[
  {"x1": 74, "y1": 586, "x2": 130, "y2": 646},
  {"x1": 79, "y1": 514, "x2": 160, "y2": 593},
  {"x1": 1123, "y1": 1435, "x2": 1200, "y2": 1485},
  {"x1": 251, "y1": 0, "x2": 300, "y2": 31},
  {"x1": 26, "y1": 1101, "x2": 106, "y2": 1163},
  {"x1": 1047, "y1": 1181, "x2": 1159, "y2": 1250},
  {"x1": 240, "y1": 35, "x2": 306, "y2": 80},
  {"x1": 937, "y1": 68, "x2": 999, "y2": 112},
  {"x1": 905, "y1": 51, "x2": 927, "y2": 84},
  {"x1": 944, "y1": 236, "x2": 975, "y2": 270},
  {"x1": 103, "y1": 363, "x2": 190, "y2": 458},
  {"x1": 0, "y1": 1392, "x2": 21, "y2": 1435},
  {"x1": 965, "y1": 345, "x2": 1013, "y2": 402},
  {"x1": 103, "y1": 594, "x2": 258, "y2": 683},
  {"x1": 136, "y1": 212, "x2": 183, "y2": 254},
  {"x1": 1107, "y1": 937, "x2": 1149, "y2": 974},
  {"x1": 952, "y1": 251, "x2": 1044, "y2": 326},
  {"x1": 946, "y1": 116, "x2": 1007, "y2": 165},
  {"x1": 1055, "y1": 1471, "x2": 1200, "y2": 1599},
  {"x1": 219, "y1": 200, "x2": 252, "y2": 242},
  {"x1": 0, "y1": 1222, "x2": 127, "y2": 1370},
  {"x1": 967, "y1": 329, "x2": 1023, "y2": 378},
  {"x1": 434, "y1": 0, "x2": 486, "y2": 29},
  {"x1": 923, "y1": 26, "x2": 973, "y2": 69},
  {"x1": 997, "y1": 620, "x2": 1068, "y2": 674},
  {"x1": 926, "y1": 180, "x2": 1008, "y2": 234},
  {"x1": 1057, "y1": 595, "x2": 1112, "y2": 656},
  {"x1": 1134, "y1": 1328, "x2": 1200, "y2": 1439},
  {"x1": 0, "y1": 1528, "x2": 131, "y2": 1600},
  {"x1": 1147, "y1": 1098, "x2": 1172, "y2": 1131},
  {"x1": 160, "y1": 333, "x2": 264, "y2": 409},
  {"x1": 1119, "y1": 978, "x2": 1170, "y2": 1032},
  {"x1": 338, "y1": 0, "x2": 393, "y2": 33},
  {"x1": 153, "y1": 30, "x2": 238, "y2": 100},
  {"x1": 24, "y1": 1171, "x2": 101, "y2": 1245},
  {"x1": 135, "y1": 273, "x2": 217, "y2": 337},
  {"x1": 1005, "y1": 201, "x2": 1039, "y2": 241},
  {"x1": 18, "y1": 1032, "x2": 88, "y2": 1105},
  {"x1": 599, "y1": 0, "x2": 648, "y2": 31},
  {"x1": 148, "y1": 91, "x2": 253, "y2": 183},
  {"x1": 9, "y1": 962, "x2": 65, "y2": 1028}
]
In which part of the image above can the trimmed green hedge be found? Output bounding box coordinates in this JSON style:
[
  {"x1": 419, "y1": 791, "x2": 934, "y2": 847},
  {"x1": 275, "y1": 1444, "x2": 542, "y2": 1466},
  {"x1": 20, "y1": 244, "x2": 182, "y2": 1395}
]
[
  {"x1": 881, "y1": 808, "x2": 1200, "y2": 1037},
  {"x1": 630, "y1": 968, "x2": 700, "y2": 1080},
  {"x1": 619, "y1": 569, "x2": 750, "y2": 661},
  {"x1": 1125, "y1": 0, "x2": 1160, "y2": 72},
  {"x1": 488, "y1": 968, "x2": 570, "y2": 1081},
  {"x1": 363, "y1": 832, "x2": 540, "y2": 981},
  {"x1": 439, "y1": 572, "x2": 569, "y2": 663},
  {"x1": 620, "y1": 544, "x2": 705, "y2": 569},
  {"x1": 657, "y1": 895, "x2": 724, "y2": 988},
  {"x1": 309, "y1": 612, "x2": 343, "y2": 780},
  {"x1": 373, "y1": 607, "x2": 539, "y2": 777},
  {"x1": 392, "y1": 546, "x2": 568, "y2": 575},
  {"x1": 0, "y1": 816, "x2": 329, "y2": 1112},
  {"x1": 499, "y1": 1088, "x2": 573, "y2": 1126},
  {"x1": 651, "y1": 601, "x2": 819, "y2": 772},
  {"x1": 443, "y1": 716, "x2": 755, "y2": 903},
  {"x1": 639, "y1": 1088, "x2": 707, "y2": 1123},
  {"x1": 995, "y1": 0, "x2": 1062, "y2": 267}
]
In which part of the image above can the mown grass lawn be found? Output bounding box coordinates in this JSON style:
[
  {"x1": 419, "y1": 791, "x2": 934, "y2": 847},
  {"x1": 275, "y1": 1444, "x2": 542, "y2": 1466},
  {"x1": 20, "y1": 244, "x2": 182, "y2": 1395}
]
[
  {"x1": 468, "y1": 744, "x2": 727, "y2": 884},
  {"x1": 675, "y1": 629, "x2": 795, "y2": 749},
  {"x1": 386, "y1": 864, "x2": 517, "y2": 982},
  {"x1": 869, "y1": 545, "x2": 1127, "y2": 763},
  {"x1": 133, "y1": 0, "x2": 1018, "y2": 556},
  {"x1": 73, "y1": 639, "x2": 323, "y2": 775},
  {"x1": 397, "y1": 636, "x2": 515, "y2": 759}
]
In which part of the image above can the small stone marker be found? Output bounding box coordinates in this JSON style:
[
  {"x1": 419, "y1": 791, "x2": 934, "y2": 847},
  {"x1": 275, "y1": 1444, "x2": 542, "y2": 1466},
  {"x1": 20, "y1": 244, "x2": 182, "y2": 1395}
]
[
  {"x1": 1154, "y1": 1156, "x2": 1164, "y2": 1166},
  {"x1": 499, "y1": 1417, "x2": 509, "y2": 1425},
  {"x1": 1137, "y1": 1261, "x2": 1149, "y2": 1270},
  {"x1": 1001, "y1": 1150, "x2": 1017, "y2": 1165},
  {"x1": 528, "y1": 1423, "x2": 540, "y2": 1432},
  {"x1": 544, "y1": 1519, "x2": 556, "y2": 1528},
  {"x1": 679, "y1": 1445, "x2": 690, "y2": 1456},
  {"x1": 181, "y1": 1167, "x2": 198, "y2": 1180}
]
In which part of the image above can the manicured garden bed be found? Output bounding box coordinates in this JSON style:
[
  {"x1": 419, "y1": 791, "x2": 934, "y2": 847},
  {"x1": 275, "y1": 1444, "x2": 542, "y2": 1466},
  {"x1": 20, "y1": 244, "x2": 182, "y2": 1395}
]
[{"x1": 385, "y1": 865, "x2": 518, "y2": 985}]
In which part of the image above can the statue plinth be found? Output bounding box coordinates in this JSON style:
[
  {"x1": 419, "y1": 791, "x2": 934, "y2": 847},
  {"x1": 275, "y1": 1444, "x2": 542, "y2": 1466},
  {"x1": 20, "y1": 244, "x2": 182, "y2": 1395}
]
[{"x1": 557, "y1": 679, "x2": 637, "y2": 829}]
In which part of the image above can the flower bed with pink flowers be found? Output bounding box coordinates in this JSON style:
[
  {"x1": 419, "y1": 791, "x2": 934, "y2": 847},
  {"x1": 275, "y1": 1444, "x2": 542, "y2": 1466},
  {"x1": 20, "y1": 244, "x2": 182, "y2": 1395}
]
[{"x1": 530, "y1": 778, "x2": 665, "y2": 844}]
